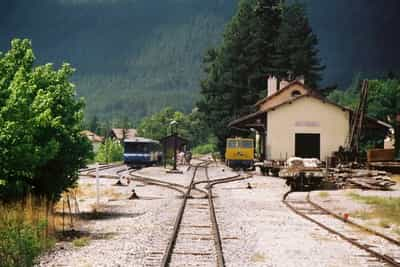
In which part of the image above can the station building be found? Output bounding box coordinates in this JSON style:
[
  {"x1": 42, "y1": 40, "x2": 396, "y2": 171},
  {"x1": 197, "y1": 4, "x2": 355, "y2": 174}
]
[{"x1": 228, "y1": 77, "x2": 390, "y2": 161}]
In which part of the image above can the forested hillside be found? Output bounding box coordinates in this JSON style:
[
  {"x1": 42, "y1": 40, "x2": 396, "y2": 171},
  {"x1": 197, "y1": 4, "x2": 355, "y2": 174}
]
[
  {"x1": 0, "y1": 0, "x2": 237, "y2": 124},
  {"x1": 1, "y1": 0, "x2": 399, "y2": 125}
]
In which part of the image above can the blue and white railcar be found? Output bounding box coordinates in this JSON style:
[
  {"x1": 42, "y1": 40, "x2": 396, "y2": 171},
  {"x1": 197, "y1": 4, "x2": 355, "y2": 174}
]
[{"x1": 123, "y1": 138, "x2": 162, "y2": 167}]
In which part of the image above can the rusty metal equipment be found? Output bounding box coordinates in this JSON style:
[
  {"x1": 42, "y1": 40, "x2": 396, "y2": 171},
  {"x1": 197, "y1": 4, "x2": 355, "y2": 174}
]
[{"x1": 338, "y1": 80, "x2": 369, "y2": 163}]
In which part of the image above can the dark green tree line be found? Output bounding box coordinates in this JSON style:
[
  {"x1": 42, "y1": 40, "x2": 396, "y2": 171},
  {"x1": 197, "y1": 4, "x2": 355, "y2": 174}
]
[
  {"x1": 0, "y1": 39, "x2": 92, "y2": 201},
  {"x1": 137, "y1": 107, "x2": 214, "y2": 149},
  {"x1": 198, "y1": 0, "x2": 323, "y2": 154},
  {"x1": 328, "y1": 75, "x2": 400, "y2": 155}
]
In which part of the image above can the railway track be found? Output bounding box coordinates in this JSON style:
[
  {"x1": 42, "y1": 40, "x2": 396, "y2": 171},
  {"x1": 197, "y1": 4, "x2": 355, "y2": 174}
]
[
  {"x1": 158, "y1": 160, "x2": 224, "y2": 267},
  {"x1": 78, "y1": 161, "x2": 253, "y2": 266},
  {"x1": 283, "y1": 191, "x2": 400, "y2": 266},
  {"x1": 79, "y1": 163, "x2": 125, "y2": 178},
  {"x1": 129, "y1": 169, "x2": 208, "y2": 197}
]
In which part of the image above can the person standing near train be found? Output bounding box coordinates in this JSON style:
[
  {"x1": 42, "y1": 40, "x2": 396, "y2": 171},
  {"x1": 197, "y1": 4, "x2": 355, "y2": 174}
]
[{"x1": 184, "y1": 150, "x2": 192, "y2": 165}]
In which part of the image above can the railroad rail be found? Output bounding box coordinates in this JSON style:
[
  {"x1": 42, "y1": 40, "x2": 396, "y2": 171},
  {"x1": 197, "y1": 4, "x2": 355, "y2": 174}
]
[
  {"x1": 129, "y1": 169, "x2": 208, "y2": 197},
  {"x1": 283, "y1": 191, "x2": 400, "y2": 266},
  {"x1": 160, "y1": 160, "x2": 225, "y2": 267},
  {"x1": 79, "y1": 163, "x2": 125, "y2": 178},
  {"x1": 78, "y1": 161, "x2": 253, "y2": 266}
]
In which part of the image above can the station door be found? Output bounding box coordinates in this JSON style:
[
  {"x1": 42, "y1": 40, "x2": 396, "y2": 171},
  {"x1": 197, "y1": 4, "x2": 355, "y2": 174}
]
[{"x1": 295, "y1": 133, "x2": 320, "y2": 159}]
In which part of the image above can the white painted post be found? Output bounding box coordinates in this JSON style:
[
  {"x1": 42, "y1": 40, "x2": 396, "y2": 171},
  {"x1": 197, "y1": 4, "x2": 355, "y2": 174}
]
[{"x1": 96, "y1": 163, "x2": 100, "y2": 207}]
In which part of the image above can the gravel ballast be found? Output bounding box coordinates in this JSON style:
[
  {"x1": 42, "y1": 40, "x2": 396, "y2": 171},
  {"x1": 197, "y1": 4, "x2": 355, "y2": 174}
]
[
  {"x1": 37, "y1": 164, "x2": 394, "y2": 266},
  {"x1": 212, "y1": 171, "x2": 385, "y2": 267}
]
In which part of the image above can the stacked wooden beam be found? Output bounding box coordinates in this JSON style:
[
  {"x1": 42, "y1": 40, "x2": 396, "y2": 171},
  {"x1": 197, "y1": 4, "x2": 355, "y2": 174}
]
[{"x1": 329, "y1": 168, "x2": 396, "y2": 190}]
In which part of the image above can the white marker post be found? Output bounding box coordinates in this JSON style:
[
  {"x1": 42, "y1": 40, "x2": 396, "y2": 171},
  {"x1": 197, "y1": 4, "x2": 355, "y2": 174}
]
[{"x1": 96, "y1": 163, "x2": 100, "y2": 207}]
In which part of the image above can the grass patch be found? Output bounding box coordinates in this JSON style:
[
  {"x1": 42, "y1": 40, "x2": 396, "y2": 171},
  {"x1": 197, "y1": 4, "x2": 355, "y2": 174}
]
[
  {"x1": 347, "y1": 192, "x2": 400, "y2": 226},
  {"x1": 394, "y1": 227, "x2": 400, "y2": 236},
  {"x1": 250, "y1": 252, "x2": 266, "y2": 262},
  {"x1": 72, "y1": 237, "x2": 90, "y2": 247},
  {"x1": 351, "y1": 210, "x2": 373, "y2": 220},
  {"x1": 318, "y1": 191, "x2": 330, "y2": 198},
  {"x1": 378, "y1": 219, "x2": 391, "y2": 228}
]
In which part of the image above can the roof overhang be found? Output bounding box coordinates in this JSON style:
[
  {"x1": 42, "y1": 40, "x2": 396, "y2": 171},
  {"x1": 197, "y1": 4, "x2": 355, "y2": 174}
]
[
  {"x1": 228, "y1": 110, "x2": 266, "y2": 131},
  {"x1": 229, "y1": 92, "x2": 392, "y2": 133}
]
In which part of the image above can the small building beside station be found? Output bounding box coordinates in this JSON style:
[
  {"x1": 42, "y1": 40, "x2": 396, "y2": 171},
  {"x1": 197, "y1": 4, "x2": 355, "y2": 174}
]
[
  {"x1": 229, "y1": 77, "x2": 390, "y2": 161},
  {"x1": 108, "y1": 128, "x2": 137, "y2": 143},
  {"x1": 81, "y1": 130, "x2": 104, "y2": 152}
]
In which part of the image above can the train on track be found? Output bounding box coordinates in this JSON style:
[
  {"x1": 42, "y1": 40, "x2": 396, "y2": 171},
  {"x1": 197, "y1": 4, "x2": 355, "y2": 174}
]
[
  {"x1": 225, "y1": 137, "x2": 255, "y2": 170},
  {"x1": 123, "y1": 138, "x2": 162, "y2": 167}
]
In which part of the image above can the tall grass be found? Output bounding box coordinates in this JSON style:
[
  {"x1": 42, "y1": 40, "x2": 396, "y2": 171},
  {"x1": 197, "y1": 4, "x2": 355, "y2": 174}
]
[{"x1": 0, "y1": 196, "x2": 55, "y2": 267}]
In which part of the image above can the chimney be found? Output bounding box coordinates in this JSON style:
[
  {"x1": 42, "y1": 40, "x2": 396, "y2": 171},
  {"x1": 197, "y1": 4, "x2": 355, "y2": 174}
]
[
  {"x1": 279, "y1": 80, "x2": 290, "y2": 90},
  {"x1": 267, "y1": 76, "x2": 278, "y2": 97},
  {"x1": 296, "y1": 75, "x2": 305, "y2": 84}
]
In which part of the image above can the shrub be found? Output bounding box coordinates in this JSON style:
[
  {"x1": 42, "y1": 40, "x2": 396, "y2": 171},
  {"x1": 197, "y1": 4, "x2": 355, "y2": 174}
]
[
  {"x1": 192, "y1": 143, "x2": 216, "y2": 155},
  {"x1": 95, "y1": 138, "x2": 123, "y2": 163},
  {"x1": 0, "y1": 199, "x2": 54, "y2": 267}
]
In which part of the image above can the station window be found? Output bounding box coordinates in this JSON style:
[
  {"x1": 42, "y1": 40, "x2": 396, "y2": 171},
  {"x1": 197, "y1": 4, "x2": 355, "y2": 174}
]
[{"x1": 291, "y1": 90, "x2": 301, "y2": 97}]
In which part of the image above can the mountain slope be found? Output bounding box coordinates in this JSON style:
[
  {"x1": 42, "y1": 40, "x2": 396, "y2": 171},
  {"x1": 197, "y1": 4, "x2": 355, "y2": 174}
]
[
  {"x1": 1, "y1": 0, "x2": 399, "y2": 123},
  {"x1": 0, "y1": 0, "x2": 237, "y2": 123}
]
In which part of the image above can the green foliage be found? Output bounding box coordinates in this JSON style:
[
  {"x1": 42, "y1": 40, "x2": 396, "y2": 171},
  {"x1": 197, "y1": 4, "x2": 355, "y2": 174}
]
[
  {"x1": 199, "y1": 0, "x2": 323, "y2": 154},
  {"x1": 95, "y1": 138, "x2": 123, "y2": 164},
  {"x1": 0, "y1": 39, "x2": 92, "y2": 201},
  {"x1": 88, "y1": 115, "x2": 100, "y2": 134},
  {"x1": 192, "y1": 143, "x2": 217, "y2": 155},
  {"x1": 327, "y1": 74, "x2": 362, "y2": 109},
  {"x1": 273, "y1": 3, "x2": 324, "y2": 88},
  {"x1": 137, "y1": 107, "x2": 213, "y2": 148},
  {"x1": 328, "y1": 75, "x2": 400, "y2": 153},
  {"x1": 0, "y1": 203, "x2": 53, "y2": 267},
  {"x1": 0, "y1": 220, "x2": 42, "y2": 267},
  {"x1": 0, "y1": 0, "x2": 239, "y2": 124},
  {"x1": 368, "y1": 79, "x2": 400, "y2": 156},
  {"x1": 68, "y1": 2, "x2": 235, "y2": 124}
]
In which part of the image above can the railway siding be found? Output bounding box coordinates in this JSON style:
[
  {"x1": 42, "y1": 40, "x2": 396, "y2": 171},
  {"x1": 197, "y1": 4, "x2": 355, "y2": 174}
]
[
  {"x1": 38, "y1": 164, "x2": 399, "y2": 267},
  {"x1": 284, "y1": 191, "x2": 400, "y2": 266},
  {"x1": 213, "y1": 175, "x2": 381, "y2": 267}
]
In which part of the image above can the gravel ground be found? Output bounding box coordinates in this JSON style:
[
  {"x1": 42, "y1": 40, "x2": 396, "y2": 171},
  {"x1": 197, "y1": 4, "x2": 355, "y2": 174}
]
[
  {"x1": 311, "y1": 184, "x2": 400, "y2": 241},
  {"x1": 212, "y1": 171, "x2": 382, "y2": 267},
  {"x1": 37, "y1": 166, "x2": 190, "y2": 267},
  {"x1": 37, "y1": 164, "x2": 397, "y2": 267}
]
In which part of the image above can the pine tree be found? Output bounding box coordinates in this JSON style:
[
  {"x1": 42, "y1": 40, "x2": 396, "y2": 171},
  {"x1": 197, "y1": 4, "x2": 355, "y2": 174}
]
[
  {"x1": 89, "y1": 115, "x2": 100, "y2": 134},
  {"x1": 199, "y1": 0, "x2": 283, "y2": 154},
  {"x1": 273, "y1": 3, "x2": 324, "y2": 87},
  {"x1": 199, "y1": 1, "x2": 324, "y2": 155},
  {"x1": 248, "y1": 0, "x2": 282, "y2": 89}
]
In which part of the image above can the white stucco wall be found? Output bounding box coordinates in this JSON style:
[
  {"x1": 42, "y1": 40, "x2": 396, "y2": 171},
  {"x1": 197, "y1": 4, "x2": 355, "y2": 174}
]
[{"x1": 266, "y1": 96, "x2": 350, "y2": 160}]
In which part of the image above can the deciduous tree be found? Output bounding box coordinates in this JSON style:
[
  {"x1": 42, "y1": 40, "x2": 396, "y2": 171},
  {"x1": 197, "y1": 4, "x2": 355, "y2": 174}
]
[{"x1": 0, "y1": 39, "x2": 92, "y2": 201}]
